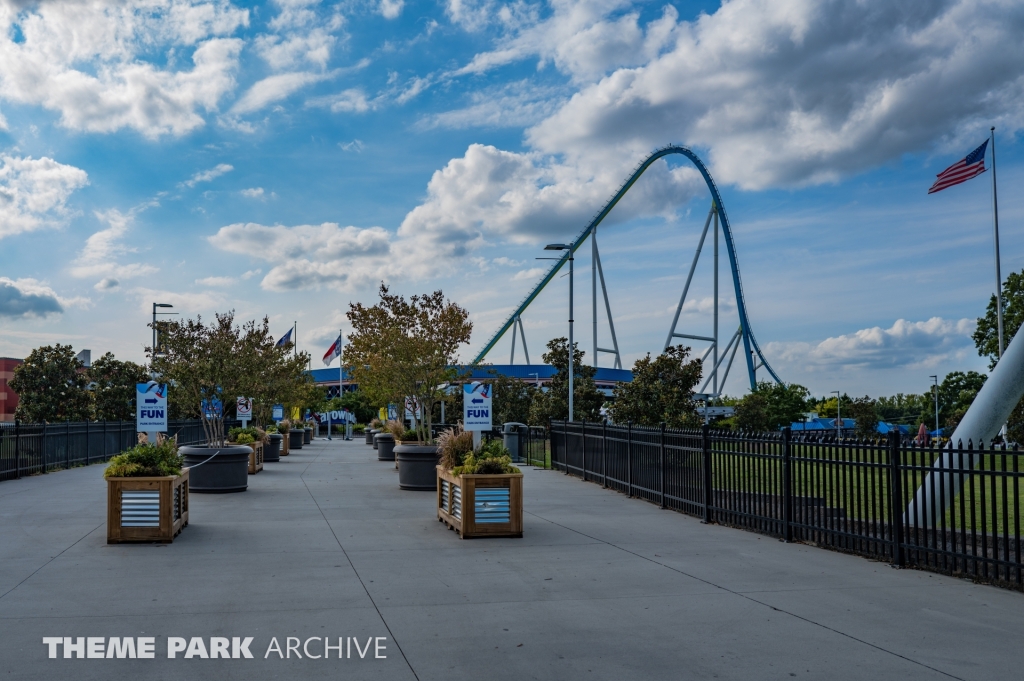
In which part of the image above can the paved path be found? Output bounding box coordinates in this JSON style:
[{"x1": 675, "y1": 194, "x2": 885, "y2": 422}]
[{"x1": 0, "y1": 437, "x2": 1020, "y2": 680}]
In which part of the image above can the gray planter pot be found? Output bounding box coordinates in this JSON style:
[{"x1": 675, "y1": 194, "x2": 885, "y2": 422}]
[
  {"x1": 365, "y1": 429, "x2": 377, "y2": 446},
  {"x1": 375, "y1": 433, "x2": 395, "y2": 461},
  {"x1": 395, "y1": 444, "x2": 440, "y2": 490},
  {"x1": 303, "y1": 428, "x2": 312, "y2": 444},
  {"x1": 180, "y1": 445, "x2": 251, "y2": 493},
  {"x1": 372, "y1": 430, "x2": 380, "y2": 449},
  {"x1": 288, "y1": 429, "x2": 304, "y2": 449},
  {"x1": 265, "y1": 434, "x2": 282, "y2": 462}
]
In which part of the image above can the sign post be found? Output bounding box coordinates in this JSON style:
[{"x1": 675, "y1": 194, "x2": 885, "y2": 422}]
[
  {"x1": 136, "y1": 382, "x2": 168, "y2": 444},
  {"x1": 236, "y1": 397, "x2": 253, "y2": 429},
  {"x1": 463, "y1": 382, "x2": 493, "y2": 449}
]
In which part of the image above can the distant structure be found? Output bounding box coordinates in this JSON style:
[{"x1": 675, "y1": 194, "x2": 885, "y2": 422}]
[
  {"x1": 473, "y1": 145, "x2": 780, "y2": 395},
  {"x1": 0, "y1": 357, "x2": 24, "y2": 423}
]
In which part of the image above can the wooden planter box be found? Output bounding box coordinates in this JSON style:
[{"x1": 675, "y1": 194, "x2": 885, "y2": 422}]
[
  {"x1": 436, "y1": 466, "x2": 522, "y2": 539},
  {"x1": 230, "y1": 441, "x2": 263, "y2": 474},
  {"x1": 280, "y1": 432, "x2": 290, "y2": 456},
  {"x1": 107, "y1": 470, "x2": 189, "y2": 544}
]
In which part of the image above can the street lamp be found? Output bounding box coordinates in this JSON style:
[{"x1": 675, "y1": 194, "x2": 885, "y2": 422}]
[
  {"x1": 528, "y1": 372, "x2": 540, "y2": 388},
  {"x1": 539, "y1": 244, "x2": 575, "y2": 422},
  {"x1": 831, "y1": 390, "x2": 841, "y2": 440},
  {"x1": 152, "y1": 303, "x2": 176, "y2": 360},
  {"x1": 930, "y1": 375, "x2": 939, "y2": 436}
]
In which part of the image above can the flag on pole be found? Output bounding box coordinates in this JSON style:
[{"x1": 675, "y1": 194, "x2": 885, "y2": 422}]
[
  {"x1": 323, "y1": 335, "x2": 342, "y2": 366},
  {"x1": 275, "y1": 327, "x2": 293, "y2": 348},
  {"x1": 928, "y1": 140, "x2": 988, "y2": 194}
]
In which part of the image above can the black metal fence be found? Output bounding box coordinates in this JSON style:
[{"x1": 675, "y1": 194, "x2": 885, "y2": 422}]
[
  {"x1": 0, "y1": 419, "x2": 240, "y2": 482},
  {"x1": 523, "y1": 426, "x2": 549, "y2": 468},
  {"x1": 551, "y1": 421, "x2": 1023, "y2": 591}
]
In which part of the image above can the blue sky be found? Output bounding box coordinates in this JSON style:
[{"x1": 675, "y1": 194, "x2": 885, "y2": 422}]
[{"x1": 2, "y1": 0, "x2": 1024, "y2": 399}]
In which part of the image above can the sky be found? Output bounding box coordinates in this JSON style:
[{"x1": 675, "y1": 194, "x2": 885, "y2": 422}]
[{"x1": 2, "y1": 0, "x2": 1024, "y2": 400}]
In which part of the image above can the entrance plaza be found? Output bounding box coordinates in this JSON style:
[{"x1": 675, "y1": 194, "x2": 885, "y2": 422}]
[{"x1": 0, "y1": 436, "x2": 1019, "y2": 681}]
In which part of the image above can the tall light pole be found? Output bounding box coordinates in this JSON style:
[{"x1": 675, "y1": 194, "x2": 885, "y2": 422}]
[
  {"x1": 831, "y1": 390, "x2": 841, "y2": 440},
  {"x1": 152, "y1": 303, "x2": 175, "y2": 361},
  {"x1": 930, "y1": 375, "x2": 939, "y2": 435},
  {"x1": 540, "y1": 244, "x2": 575, "y2": 421}
]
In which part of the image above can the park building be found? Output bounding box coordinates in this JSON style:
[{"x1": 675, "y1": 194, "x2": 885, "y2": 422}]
[{"x1": 308, "y1": 364, "x2": 635, "y2": 399}]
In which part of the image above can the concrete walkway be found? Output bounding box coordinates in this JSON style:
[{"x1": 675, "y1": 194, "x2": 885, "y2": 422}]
[{"x1": 0, "y1": 436, "x2": 1020, "y2": 680}]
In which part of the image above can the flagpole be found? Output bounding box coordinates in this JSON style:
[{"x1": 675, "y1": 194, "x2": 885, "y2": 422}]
[{"x1": 991, "y1": 127, "x2": 1004, "y2": 359}]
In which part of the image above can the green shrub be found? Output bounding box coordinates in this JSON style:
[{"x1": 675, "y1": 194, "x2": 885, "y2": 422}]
[
  {"x1": 265, "y1": 424, "x2": 279, "y2": 434},
  {"x1": 234, "y1": 433, "x2": 255, "y2": 445},
  {"x1": 451, "y1": 438, "x2": 519, "y2": 475},
  {"x1": 278, "y1": 419, "x2": 291, "y2": 433},
  {"x1": 438, "y1": 428, "x2": 474, "y2": 470},
  {"x1": 228, "y1": 426, "x2": 261, "y2": 443},
  {"x1": 352, "y1": 424, "x2": 365, "y2": 434},
  {"x1": 104, "y1": 442, "x2": 183, "y2": 478}
]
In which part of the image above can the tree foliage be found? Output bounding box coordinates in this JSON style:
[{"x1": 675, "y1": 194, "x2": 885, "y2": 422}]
[
  {"x1": 151, "y1": 312, "x2": 311, "y2": 445},
  {"x1": 733, "y1": 381, "x2": 810, "y2": 432},
  {"x1": 528, "y1": 337, "x2": 604, "y2": 424},
  {"x1": 974, "y1": 269, "x2": 1024, "y2": 369},
  {"x1": 345, "y1": 285, "x2": 473, "y2": 443},
  {"x1": 609, "y1": 345, "x2": 701, "y2": 428},
  {"x1": 89, "y1": 352, "x2": 149, "y2": 421},
  {"x1": 10, "y1": 344, "x2": 91, "y2": 422},
  {"x1": 847, "y1": 396, "x2": 879, "y2": 438}
]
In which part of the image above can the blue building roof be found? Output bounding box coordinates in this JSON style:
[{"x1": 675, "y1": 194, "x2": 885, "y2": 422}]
[{"x1": 308, "y1": 364, "x2": 633, "y2": 385}]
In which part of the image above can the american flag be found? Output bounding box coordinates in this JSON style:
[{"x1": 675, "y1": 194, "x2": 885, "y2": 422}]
[{"x1": 928, "y1": 140, "x2": 988, "y2": 194}]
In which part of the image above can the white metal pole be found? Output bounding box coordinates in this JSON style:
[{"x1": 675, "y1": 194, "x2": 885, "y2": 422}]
[
  {"x1": 593, "y1": 225, "x2": 598, "y2": 368},
  {"x1": 991, "y1": 127, "x2": 1004, "y2": 359},
  {"x1": 713, "y1": 205, "x2": 719, "y2": 395}
]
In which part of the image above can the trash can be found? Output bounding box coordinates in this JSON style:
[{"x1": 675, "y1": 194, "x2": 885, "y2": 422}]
[{"x1": 502, "y1": 422, "x2": 528, "y2": 463}]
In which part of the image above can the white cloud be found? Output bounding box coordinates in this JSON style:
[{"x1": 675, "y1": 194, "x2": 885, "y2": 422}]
[
  {"x1": 182, "y1": 163, "x2": 234, "y2": 188},
  {"x1": 255, "y1": 28, "x2": 336, "y2": 70},
  {"x1": 71, "y1": 209, "x2": 158, "y2": 283},
  {"x1": 240, "y1": 268, "x2": 261, "y2": 279},
  {"x1": 339, "y1": 139, "x2": 365, "y2": 152},
  {"x1": 0, "y1": 154, "x2": 89, "y2": 238},
  {"x1": 240, "y1": 187, "x2": 265, "y2": 199},
  {"x1": 766, "y1": 318, "x2": 977, "y2": 372},
  {"x1": 231, "y1": 72, "x2": 328, "y2": 114},
  {"x1": 512, "y1": 267, "x2": 546, "y2": 281},
  {"x1": 380, "y1": 0, "x2": 404, "y2": 20},
  {"x1": 207, "y1": 222, "x2": 393, "y2": 291},
  {"x1": 0, "y1": 2, "x2": 248, "y2": 137},
  {"x1": 419, "y1": 81, "x2": 561, "y2": 130},
  {"x1": 0, "y1": 277, "x2": 65, "y2": 318},
  {"x1": 492, "y1": 257, "x2": 523, "y2": 267},
  {"x1": 308, "y1": 89, "x2": 370, "y2": 113},
  {"x1": 195, "y1": 276, "x2": 234, "y2": 286},
  {"x1": 132, "y1": 287, "x2": 223, "y2": 314},
  {"x1": 95, "y1": 277, "x2": 120, "y2": 291}
]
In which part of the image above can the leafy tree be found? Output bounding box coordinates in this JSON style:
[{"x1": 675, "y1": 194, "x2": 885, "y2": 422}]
[
  {"x1": 9, "y1": 344, "x2": 91, "y2": 422},
  {"x1": 529, "y1": 337, "x2": 604, "y2": 424},
  {"x1": 330, "y1": 389, "x2": 378, "y2": 424},
  {"x1": 232, "y1": 316, "x2": 313, "y2": 426},
  {"x1": 734, "y1": 392, "x2": 769, "y2": 431},
  {"x1": 89, "y1": 352, "x2": 150, "y2": 421},
  {"x1": 973, "y1": 269, "x2": 1024, "y2": 369},
  {"x1": 877, "y1": 393, "x2": 930, "y2": 427},
  {"x1": 847, "y1": 396, "x2": 879, "y2": 438},
  {"x1": 345, "y1": 285, "x2": 473, "y2": 443},
  {"x1": 609, "y1": 345, "x2": 702, "y2": 429}
]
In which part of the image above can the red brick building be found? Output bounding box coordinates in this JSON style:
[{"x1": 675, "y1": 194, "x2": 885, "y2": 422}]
[{"x1": 0, "y1": 357, "x2": 23, "y2": 423}]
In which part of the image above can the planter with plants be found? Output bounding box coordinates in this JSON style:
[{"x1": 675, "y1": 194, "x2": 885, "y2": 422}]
[
  {"x1": 228, "y1": 427, "x2": 264, "y2": 474},
  {"x1": 264, "y1": 424, "x2": 283, "y2": 462},
  {"x1": 375, "y1": 428, "x2": 396, "y2": 461},
  {"x1": 286, "y1": 419, "x2": 304, "y2": 450},
  {"x1": 435, "y1": 430, "x2": 522, "y2": 539},
  {"x1": 278, "y1": 420, "x2": 291, "y2": 455},
  {"x1": 303, "y1": 423, "x2": 313, "y2": 444},
  {"x1": 105, "y1": 441, "x2": 189, "y2": 543},
  {"x1": 388, "y1": 420, "x2": 438, "y2": 488},
  {"x1": 366, "y1": 418, "x2": 381, "y2": 445},
  {"x1": 150, "y1": 311, "x2": 312, "y2": 494}
]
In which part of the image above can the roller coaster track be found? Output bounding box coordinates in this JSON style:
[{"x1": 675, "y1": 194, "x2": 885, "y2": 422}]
[{"x1": 472, "y1": 145, "x2": 781, "y2": 390}]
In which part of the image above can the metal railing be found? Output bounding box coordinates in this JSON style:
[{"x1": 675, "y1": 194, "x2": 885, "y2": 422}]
[
  {"x1": 0, "y1": 419, "x2": 241, "y2": 482},
  {"x1": 551, "y1": 421, "x2": 1023, "y2": 591}
]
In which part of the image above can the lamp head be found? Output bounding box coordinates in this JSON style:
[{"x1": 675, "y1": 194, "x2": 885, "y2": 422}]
[{"x1": 544, "y1": 243, "x2": 570, "y2": 251}]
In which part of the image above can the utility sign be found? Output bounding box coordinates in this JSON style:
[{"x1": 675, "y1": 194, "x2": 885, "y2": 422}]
[
  {"x1": 272, "y1": 404, "x2": 284, "y2": 421},
  {"x1": 463, "y1": 382, "x2": 492, "y2": 431},
  {"x1": 236, "y1": 397, "x2": 253, "y2": 418},
  {"x1": 136, "y1": 382, "x2": 168, "y2": 432}
]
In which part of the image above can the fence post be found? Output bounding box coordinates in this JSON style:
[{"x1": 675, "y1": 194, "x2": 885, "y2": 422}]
[
  {"x1": 581, "y1": 419, "x2": 587, "y2": 481},
  {"x1": 102, "y1": 420, "x2": 108, "y2": 461},
  {"x1": 118, "y1": 419, "x2": 123, "y2": 454},
  {"x1": 660, "y1": 422, "x2": 667, "y2": 509},
  {"x1": 782, "y1": 426, "x2": 792, "y2": 542},
  {"x1": 702, "y1": 424, "x2": 712, "y2": 524},
  {"x1": 564, "y1": 419, "x2": 569, "y2": 475},
  {"x1": 627, "y1": 421, "x2": 633, "y2": 498},
  {"x1": 14, "y1": 419, "x2": 20, "y2": 479},
  {"x1": 888, "y1": 431, "x2": 905, "y2": 567},
  {"x1": 65, "y1": 420, "x2": 70, "y2": 470},
  {"x1": 602, "y1": 420, "x2": 608, "y2": 488},
  {"x1": 42, "y1": 422, "x2": 48, "y2": 474},
  {"x1": 85, "y1": 420, "x2": 90, "y2": 466}
]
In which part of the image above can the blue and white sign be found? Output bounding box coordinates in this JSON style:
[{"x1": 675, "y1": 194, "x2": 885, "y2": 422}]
[
  {"x1": 136, "y1": 382, "x2": 168, "y2": 431},
  {"x1": 202, "y1": 398, "x2": 223, "y2": 419},
  {"x1": 272, "y1": 404, "x2": 284, "y2": 421},
  {"x1": 463, "y1": 382, "x2": 492, "y2": 431}
]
